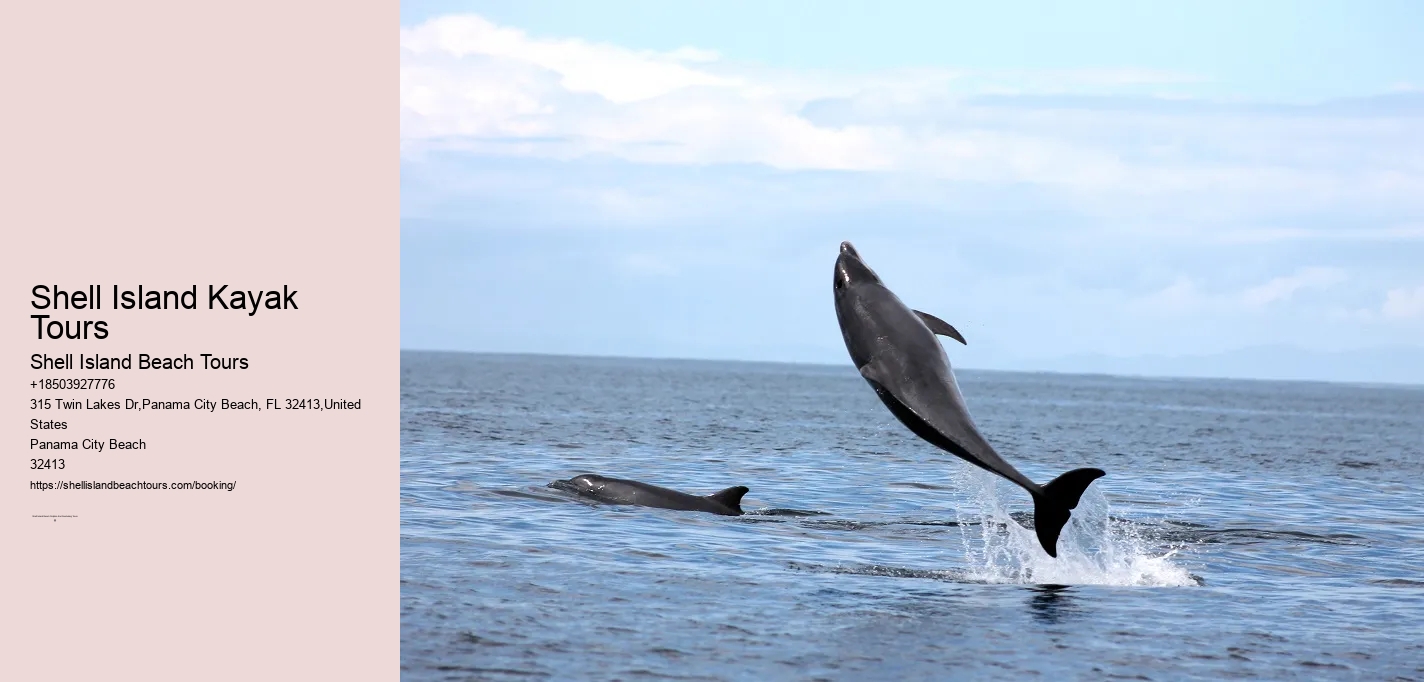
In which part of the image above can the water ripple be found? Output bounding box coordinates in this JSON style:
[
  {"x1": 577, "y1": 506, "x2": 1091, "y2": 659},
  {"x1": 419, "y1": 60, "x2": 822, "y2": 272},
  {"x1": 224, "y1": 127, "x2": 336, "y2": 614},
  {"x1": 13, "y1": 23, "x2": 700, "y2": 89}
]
[{"x1": 402, "y1": 352, "x2": 1424, "y2": 681}]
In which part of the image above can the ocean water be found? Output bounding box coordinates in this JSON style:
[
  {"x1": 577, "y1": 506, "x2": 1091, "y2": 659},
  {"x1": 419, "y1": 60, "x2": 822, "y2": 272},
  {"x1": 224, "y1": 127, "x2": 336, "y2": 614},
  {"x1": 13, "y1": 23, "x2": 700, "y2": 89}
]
[{"x1": 400, "y1": 351, "x2": 1424, "y2": 680}]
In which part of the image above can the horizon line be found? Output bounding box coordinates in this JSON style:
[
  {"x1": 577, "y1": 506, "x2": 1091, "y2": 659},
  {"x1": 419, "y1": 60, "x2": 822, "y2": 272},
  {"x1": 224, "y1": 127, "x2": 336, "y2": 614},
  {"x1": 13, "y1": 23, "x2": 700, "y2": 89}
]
[{"x1": 398, "y1": 347, "x2": 1424, "y2": 390}]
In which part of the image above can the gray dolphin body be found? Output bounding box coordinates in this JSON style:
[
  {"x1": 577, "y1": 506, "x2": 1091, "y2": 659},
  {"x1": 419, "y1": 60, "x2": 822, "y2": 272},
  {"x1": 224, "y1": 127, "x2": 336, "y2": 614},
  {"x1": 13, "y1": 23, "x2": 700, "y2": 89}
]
[
  {"x1": 549, "y1": 474, "x2": 748, "y2": 516},
  {"x1": 832, "y1": 241, "x2": 1104, "y2": 557}
]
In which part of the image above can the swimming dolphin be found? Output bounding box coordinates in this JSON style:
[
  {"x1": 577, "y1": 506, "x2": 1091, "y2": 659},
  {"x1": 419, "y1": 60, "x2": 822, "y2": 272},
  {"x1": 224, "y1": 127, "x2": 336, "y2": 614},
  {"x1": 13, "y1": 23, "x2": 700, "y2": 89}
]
[
  {"x1": 548, "y1": 474, "x2": 748, "y2": 516},
  {"x1": 832, "y1": 241, "x2": 1104, "y2": 557}
]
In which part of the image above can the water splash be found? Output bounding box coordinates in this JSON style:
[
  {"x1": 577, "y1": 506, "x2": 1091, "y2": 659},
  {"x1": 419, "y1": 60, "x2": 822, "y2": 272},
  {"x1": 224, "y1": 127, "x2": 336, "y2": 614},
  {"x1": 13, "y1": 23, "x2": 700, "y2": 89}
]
[{"x1": 951, "y1": 468, "x2": 1199, "y2": 587}]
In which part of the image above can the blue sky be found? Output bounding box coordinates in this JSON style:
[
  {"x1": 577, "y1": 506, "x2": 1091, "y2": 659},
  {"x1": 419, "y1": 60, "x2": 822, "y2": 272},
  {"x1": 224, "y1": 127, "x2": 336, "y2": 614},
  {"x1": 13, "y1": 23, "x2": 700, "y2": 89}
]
[{"x1": 400, "y1": 2, "x2": 1424, "y2": 383}]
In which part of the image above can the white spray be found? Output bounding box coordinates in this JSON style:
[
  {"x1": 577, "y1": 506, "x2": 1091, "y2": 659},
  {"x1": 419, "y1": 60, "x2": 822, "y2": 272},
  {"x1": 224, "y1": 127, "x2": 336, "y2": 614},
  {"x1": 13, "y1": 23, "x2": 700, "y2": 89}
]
[{"x1": 950, "y1": 468, "x2": 1198, "y2": 587}]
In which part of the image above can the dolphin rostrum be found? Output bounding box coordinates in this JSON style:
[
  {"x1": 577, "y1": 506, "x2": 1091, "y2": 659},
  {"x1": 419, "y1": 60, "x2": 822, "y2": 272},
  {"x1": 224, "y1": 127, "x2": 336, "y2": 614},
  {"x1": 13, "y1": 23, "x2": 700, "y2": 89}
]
[
  {"x1": 832, "y1": 241, "x2": 1104, "y2": 557},
  {"x1": 549, "y1": 474, "x2": 748, "y2": 516}
]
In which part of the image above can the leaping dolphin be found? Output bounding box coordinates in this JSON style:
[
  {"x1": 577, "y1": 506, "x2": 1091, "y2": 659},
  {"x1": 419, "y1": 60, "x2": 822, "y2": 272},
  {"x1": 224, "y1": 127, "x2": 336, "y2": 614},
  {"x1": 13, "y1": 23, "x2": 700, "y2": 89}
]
[
  {"x1": 549, "y1": 474, "x2": 749, "y2": 516},
  {"x1": 832, "y1": 241, "x2": 1104, "y2": 557}
]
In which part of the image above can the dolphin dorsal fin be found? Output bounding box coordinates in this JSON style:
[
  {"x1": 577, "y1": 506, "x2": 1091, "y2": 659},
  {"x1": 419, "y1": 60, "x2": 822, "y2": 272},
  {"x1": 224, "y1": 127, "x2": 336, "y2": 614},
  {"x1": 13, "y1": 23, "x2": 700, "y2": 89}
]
[
  {"x1": 707, "y1": 486, "x2": 748, "y2": 512},
  {"x1": 913, "y1": 310, "x2": 967, "y2": 345}
]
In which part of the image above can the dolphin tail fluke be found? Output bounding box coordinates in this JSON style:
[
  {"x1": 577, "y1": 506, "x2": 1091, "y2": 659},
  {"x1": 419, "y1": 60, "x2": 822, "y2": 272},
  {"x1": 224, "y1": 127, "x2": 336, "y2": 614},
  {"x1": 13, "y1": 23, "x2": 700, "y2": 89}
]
[{"x1": 1030, "y1": 468, "x2": 1106, "y2": 558}]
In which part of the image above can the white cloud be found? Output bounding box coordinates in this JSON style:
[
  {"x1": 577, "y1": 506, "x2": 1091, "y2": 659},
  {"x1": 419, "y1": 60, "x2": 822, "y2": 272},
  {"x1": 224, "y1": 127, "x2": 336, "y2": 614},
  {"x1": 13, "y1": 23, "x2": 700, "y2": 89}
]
[
  {"x1": 1240, "y1": 267, "x2": 1347, "y2": 307},
  {"x1": 401, "y1": 14, "x2": 1424, "y2": 199},
  {"x1": 1129, "y1": 267, "x2": 1349, "y2": 316},
  {"x1": 1208, "y1": 224, "x2": 1424, "y2": 244},
  {"x1": 399, "y1": 13, "x2": 1424, "y2": 233},
  {"x1": 1382, "y1": 285, "x2": 1424, "y2": 319},
  {"x1": 400, "y1": 15, "x2": 739, "y2": 104},
  {"x1": 1130, "y1": 277, "x2": 1202, "y2": 314},
  {"x1": 399, "y1": 15, "x2": 901, "y2": 172}
]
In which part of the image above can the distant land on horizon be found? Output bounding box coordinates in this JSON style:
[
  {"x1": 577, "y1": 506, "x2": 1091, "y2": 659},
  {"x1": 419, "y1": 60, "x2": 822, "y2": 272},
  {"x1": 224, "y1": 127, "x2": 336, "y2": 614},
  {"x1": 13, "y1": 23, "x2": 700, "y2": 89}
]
[
  {"x1": 401, "y1": 344, "x2": 1424, "y2": 388},
  {"x1": 995, "y1": 344, "x2": 1424, "y2": 387}
]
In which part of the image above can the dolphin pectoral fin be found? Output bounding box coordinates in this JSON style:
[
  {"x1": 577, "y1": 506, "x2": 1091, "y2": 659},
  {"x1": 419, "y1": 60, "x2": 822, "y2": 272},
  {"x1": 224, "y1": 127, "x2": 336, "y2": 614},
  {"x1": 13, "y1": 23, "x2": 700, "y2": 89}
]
[
  {"x1": 860, "y1": 361, "x2": 942, "y2": 430},
  {"x1": 858, "y1": 361, "x2": 891, "y2": 385},
  {"x1": 913, "y1": 310, "x2": 967, "y2": 345},
  {"x1": 707, "y1": 486, "x2": 749, "y2": 514}
]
